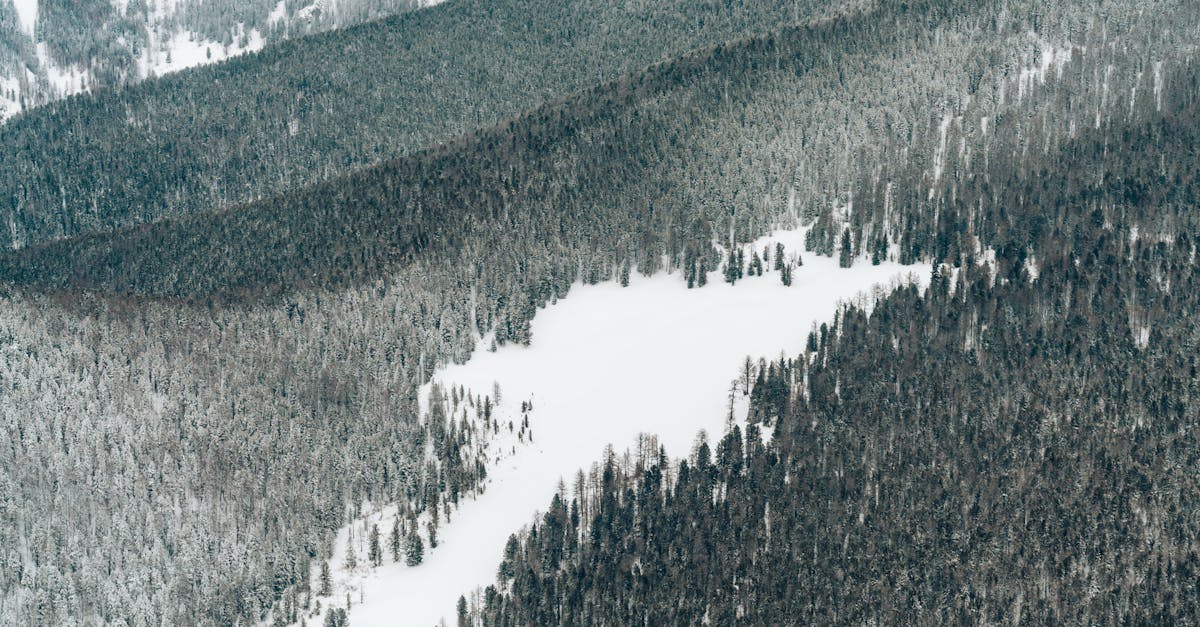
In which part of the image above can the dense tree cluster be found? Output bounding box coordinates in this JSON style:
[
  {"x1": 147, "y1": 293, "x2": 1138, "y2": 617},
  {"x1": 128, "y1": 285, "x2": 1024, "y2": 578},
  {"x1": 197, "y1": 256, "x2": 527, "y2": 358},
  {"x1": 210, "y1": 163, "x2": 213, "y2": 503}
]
[
  {"x1": 467, "y1": 62, "x2": 1200, "y2": 624},
  {"x1": 0, "y1": 0, "x2": 854, "y2": 249},
  {"x1": 0, "y1": 0, "x2": 428, "y2": 112},
  {"x1": 6, "y1": 0, "x2": 1170, "y2": 301}
]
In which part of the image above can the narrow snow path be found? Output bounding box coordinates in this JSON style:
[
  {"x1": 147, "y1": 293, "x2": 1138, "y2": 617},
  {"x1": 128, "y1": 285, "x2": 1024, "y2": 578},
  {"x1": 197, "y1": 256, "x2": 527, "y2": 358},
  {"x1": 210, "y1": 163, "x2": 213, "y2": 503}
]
[{"x1": 336, "y1": 228, "x2": 924, "y2": 626}]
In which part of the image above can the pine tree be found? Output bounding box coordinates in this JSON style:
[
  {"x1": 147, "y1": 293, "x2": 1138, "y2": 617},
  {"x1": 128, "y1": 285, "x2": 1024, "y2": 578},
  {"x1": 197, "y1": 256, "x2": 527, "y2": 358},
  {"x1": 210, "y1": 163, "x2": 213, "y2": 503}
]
[
  {"x1": 872, "y1": 234, "x2": 888, "y2": 265},
  {"x1": 369, "y1": 524, "x2": 382, "y2": 567},
  {"x1": 319, "y1": 562, "x2": 332, "y2": 596},
  {"x1": 427, "y1": 514, "x2": 439, "y2": 549},
  {"x1": 498, "y1": 534, "x2": 520, "y2": 584},
  {"x1": 323, "y1": 608, "x2": 347, "y2": 627},
  {"x1": 774, "y1": 242, "x2": 786, "y2": 271},
  {"x1": 389, "y1": 518, "x2": 401, "y2": 563},
  {"x1": 839, "y1": 228, "x2": 854, "y2": 267},
  {"x1": 405, "y1": 527, "x2": 424, "y2": 566},
  {"x1": 457, "y1": 595, "x2": 469, "y2": 627}
]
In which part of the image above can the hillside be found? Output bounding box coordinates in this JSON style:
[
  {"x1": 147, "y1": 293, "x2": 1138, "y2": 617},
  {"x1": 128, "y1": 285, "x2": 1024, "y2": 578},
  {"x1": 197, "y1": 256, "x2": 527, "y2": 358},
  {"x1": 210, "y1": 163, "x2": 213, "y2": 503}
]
[
  {"x1": 5, "y1": 0, "x2": 1172, "y2": 303},
  {"x1": 0, "y1": 0, "x2": 435, "y2": 120},
  {"x1": 467, "y1": 51, "x2": 1200, "y2": 626},
  {"x1": 0, "y1": 0, "x2": 854, "y2": 250},
  {"x1": 1, "y1": 0, "x2": 1196, "y2": 625}
]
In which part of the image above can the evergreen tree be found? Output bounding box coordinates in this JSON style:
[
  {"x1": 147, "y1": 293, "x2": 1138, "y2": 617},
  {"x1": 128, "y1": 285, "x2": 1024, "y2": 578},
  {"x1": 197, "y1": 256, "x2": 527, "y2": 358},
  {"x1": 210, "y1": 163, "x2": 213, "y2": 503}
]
[
  {"x1": 871, "y1": 234, "x2": 888, "y2": 265},
  {"x1": 457, "y1": 595, "x2": 469, "y2": 627},
  {"x1": 319, "y1": 562, "x2": 332, "y2": 597},
  {"x1": 389, "y1": 518, "x2": 401, "y2": 563},
  {"x1": 427, "y1": 517, "x2": 439, "y2": 550},
  {"x1": 838, "y1": 228, "x2": 854, "y2": 267},
  {"x1": 323, "y1": 607, "x2": 347, "y2": 627},
  {"x1": 343, "y1": 545, "x2": 358, "y2": 572},
  {"x1": 497, "y1": 534, "x2": 520, "y2": 584},
  {"x1": 368, "y1": 524, "x2": 382, "y2": 567},
  {"x1": 405, "y1": 527, "x2": 424, "y2": 567}
]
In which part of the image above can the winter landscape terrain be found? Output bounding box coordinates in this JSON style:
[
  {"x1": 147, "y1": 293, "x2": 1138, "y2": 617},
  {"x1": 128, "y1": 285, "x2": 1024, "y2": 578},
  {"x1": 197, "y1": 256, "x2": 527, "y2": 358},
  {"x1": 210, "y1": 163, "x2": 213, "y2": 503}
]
[
  {"x1": 308, "y1": 228, "x2": 921, "y2": 626},
  {"x1": 0, "y1": 0, "x2": 441, "y2": 120},
  {"x1": 4, "y1": 0, "x2": 1200, "y2": 625}
]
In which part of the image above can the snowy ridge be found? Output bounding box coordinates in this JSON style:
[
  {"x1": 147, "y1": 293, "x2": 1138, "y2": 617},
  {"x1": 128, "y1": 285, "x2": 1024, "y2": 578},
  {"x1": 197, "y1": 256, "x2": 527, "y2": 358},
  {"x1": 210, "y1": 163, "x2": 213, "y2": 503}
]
[
  {"x1": 295, "y1": 226, "x2": 925, "y2": 626},
  {"x1": 0, "y1": 0, "x2": 445, "y2": 121}
]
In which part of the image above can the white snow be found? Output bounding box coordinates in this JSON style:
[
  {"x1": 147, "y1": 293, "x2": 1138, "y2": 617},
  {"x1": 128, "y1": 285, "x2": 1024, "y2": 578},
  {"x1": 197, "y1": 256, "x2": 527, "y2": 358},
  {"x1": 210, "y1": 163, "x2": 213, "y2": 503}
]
[
  {"x1": 930, "y1": 113, "x2": 954, "y2": 196},
  {"x1": 268, "y1": 0, "x2": 289, "y2": 26},
  {"x1": 1016, "y1": 36, "x2": 1073, "y2": 102},
  {"x1": 11, "y1": 0, "x2": 36, "y2": 35},
  {"x1": 140, "y1": 27, "x2": 265, "y2": 78},
  {"x1": 303, "y1": 227, "x2": 924, "y2": 627},
  {"x1": 1153, "y1": 60, "x2": 1164, "y2": 112}
]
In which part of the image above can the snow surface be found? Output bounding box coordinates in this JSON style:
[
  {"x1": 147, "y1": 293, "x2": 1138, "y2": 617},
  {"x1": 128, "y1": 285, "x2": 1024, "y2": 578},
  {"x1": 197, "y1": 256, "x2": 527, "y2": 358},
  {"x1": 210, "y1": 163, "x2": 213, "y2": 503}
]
[
  {"x1": 1016, "y1": 37, "x2": 1073, "y2": 102},
  {"x1": 11, "y1": 0, "x2": 35, "y2": 35},
  {"x1": 268, "y1": 0, "x2": 289, "y2": 26},
  {"x1": 301, "y1": 227, "x2": 925, "y2": 627},
  {"x1": 140, "y1": 27, "x2": 265, "y2": 78}
]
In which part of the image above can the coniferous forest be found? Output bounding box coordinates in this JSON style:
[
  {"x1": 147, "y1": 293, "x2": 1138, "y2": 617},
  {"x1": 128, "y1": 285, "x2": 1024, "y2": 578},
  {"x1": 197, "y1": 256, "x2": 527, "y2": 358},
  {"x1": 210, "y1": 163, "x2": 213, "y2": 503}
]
[{"x1": 2, "y1": 0, "x2": 1200, "y2": 625}]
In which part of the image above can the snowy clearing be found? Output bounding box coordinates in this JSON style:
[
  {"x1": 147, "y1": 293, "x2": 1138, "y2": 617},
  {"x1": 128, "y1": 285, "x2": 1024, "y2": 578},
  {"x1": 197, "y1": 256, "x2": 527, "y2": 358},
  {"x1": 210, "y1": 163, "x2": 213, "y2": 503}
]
[{"x1": 308, "y1": 227, "x2": 925, "y2": 626}]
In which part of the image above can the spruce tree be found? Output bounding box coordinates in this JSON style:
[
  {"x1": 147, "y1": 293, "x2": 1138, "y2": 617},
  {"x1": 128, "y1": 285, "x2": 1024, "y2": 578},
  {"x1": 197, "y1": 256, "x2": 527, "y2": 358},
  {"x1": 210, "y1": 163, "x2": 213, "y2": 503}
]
[
  {"x1": 369, "y1": 524, "x2": 382, "y2": 567},
  {"x1": 457, "y1": 596, "x2": 469, "y2": 627},
  {"x1": 405, "y1": 527, "x2": 424, "y2": 566},
  {"x1": 498, "y1": 535, "x2": 520, "y2": 584},
  {"x1": 839, "y1": 228, "x2": 854, "y2": 267},
  {"x1": 389, "y1": 518, "x2": 401, "y2": 563},
  {"x1": 344, "y1": 545, "x2": 357, "y2": 571},
  {"x1": 319, "y1": 562, "x2": 332, "y2": 597}
]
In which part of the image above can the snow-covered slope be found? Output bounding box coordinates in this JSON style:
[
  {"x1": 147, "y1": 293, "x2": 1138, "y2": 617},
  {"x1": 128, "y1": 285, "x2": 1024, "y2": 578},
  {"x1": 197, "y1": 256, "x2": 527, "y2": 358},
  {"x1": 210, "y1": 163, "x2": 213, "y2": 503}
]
[
  {"x1": 0, "y1": 0, "x2": 446, "y2": 121},
  {"x1": 299, "y1": 227, "x2": 926, "y2": 626}
]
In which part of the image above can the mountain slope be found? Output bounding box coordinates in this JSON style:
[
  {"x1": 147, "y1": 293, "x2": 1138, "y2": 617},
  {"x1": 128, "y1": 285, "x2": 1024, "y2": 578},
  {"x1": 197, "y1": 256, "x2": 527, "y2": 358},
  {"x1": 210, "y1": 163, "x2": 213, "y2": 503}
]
[
  {"x1": 5, "y1": 0, "x2": 1159, "y2": 303},
  {"x1": 0, "y1": 1, "x2": 1193, "y2": 625},
  {"x1": 0, "y1": 0, "x2": 855, "y2": 250},
  {"x1": 467, "y1": 52, "x2": 1200, "y2": 626},
  {"x1": 0, "y1": 0, "x2": 438, "y2": 120}
]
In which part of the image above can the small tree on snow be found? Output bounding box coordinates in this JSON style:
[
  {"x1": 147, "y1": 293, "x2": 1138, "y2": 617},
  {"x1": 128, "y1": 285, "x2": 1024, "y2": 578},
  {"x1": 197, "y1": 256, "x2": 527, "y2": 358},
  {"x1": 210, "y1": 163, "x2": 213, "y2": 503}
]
[
  {"x1": 839, "y1": 228, "x2": 854, "y2": 268},
  {"x1": 405, "y1": 527, "x2": 424, "y2": 566},
  {"x1": 389, "y1": 518, "x2": 401, "y2": 562},
  {"x1": 368, "y1": 524, "x2": 382, "y2": 567},
  {"x1": 319, "y1": 562, "x2": 331, "y2": 596}
]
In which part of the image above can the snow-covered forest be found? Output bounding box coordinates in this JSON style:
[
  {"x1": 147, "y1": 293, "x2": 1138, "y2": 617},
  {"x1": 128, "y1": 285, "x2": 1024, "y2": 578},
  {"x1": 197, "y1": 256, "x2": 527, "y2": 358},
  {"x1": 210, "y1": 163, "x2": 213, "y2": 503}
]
[
  {"x1": 3, "y1": 0, "x2": 1200, "y2": 624},
  {"x1": 0, "y1": 0, "x2": 439, "y2": 120}
]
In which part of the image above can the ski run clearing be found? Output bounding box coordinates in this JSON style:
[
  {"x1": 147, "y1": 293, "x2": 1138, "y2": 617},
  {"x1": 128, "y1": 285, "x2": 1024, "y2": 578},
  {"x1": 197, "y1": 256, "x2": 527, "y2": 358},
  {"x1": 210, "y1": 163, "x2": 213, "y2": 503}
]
[{"x1": 300, "y1": 227, "x2": 926, "y2": 626}]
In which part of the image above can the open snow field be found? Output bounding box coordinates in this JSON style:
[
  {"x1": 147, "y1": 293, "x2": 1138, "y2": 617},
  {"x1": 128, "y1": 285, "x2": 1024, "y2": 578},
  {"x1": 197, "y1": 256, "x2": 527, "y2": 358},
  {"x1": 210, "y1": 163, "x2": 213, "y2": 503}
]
[{"x1": 314, "y1": 228, "x2": 925, "y2": 626}]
